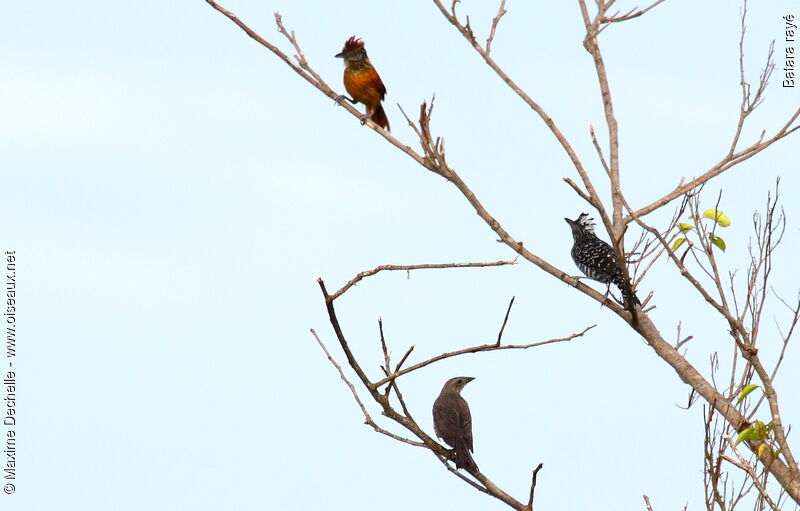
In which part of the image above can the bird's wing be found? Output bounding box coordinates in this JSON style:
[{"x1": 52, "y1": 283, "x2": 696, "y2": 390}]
[
  {"x1": 432, "y1": 400, "x2": 445, "y2": 439},
  {"x1": 433, "y1": 399, "x2": 463, "y2": 441},
  {"x1": 373, "y1": 71, "x2": 387, "y2": 99},
  {"x1": 460, "y1": 402, "x2": 473, "y2": 452}
]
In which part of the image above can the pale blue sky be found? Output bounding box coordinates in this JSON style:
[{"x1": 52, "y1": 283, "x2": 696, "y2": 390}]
[{"x1": 2, "y1": 1, "x2": 799, "y2": 509}]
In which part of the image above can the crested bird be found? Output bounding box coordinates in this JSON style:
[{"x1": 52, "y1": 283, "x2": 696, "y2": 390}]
[
  {"x1": 565, "y1": 213, "x2": 640, "y2": 306},
  {"x1": 335, "y1": 36, "x2": 390, "y2": 131}
]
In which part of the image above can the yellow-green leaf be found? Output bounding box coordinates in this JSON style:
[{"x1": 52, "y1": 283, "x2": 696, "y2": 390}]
[
  {"x1": 755, "y1": 421, "x2": 771, "y2": 438},
  {"x1": 737, "y1": 384, "x2": 760, "y2": 404},
  {"x1": 671, "y1": 238, "x2": 687, "y2": 251},
  {"x1": 735, "y1": 421, "x2": 772, "y2": 445},
  {"x1": 703, "y1": 209, "x2": 731, "y2": 227},
  {"x1": 678, "y1": 223, "x2": 694, "y2": 233},
  {"x1": 735, "y1": 427, "x2": 756, "y2": 445},
  {"x1": 710, "y1": 235, "x2": 726, "y2": 252}
]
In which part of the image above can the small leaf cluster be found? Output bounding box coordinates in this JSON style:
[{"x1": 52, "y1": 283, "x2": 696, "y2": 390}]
[
  {"x1": 672, "y1": 209, "x2": 731, "y2": 253},
  {"x1": 734, "y1": 385, "x2": 776, "y2": 458}
]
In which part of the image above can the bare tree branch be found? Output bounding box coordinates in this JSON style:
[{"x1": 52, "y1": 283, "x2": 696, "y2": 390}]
[
  {"x1": 723, "y1": 435, "x2": 781, "y2": 511},
  {"x1": 310, "y1": 328, "x2": 424, "y2": 447},
  {"x1": 495, "y1": 296, "x2": 515, "y2": 346},
  {"x1": 527, "y1": 463, "x2": 544, "y2": 509},
  {"x1": 432, "y1": 0, "x2": 606, "y2": 222},
  {"x1": 626, "y1": 8, "x2": 798, "y2": 225},
  {"x1": 601, "y1": 0, "x2": 668, "y2": 24},
  {"x1": 373, "y1": 325, "x2": 596, "y2": 390},
  {"x1": 329, "y1": 259, "x2": 517, "y2": 302},
  {"x1": 206, "y1": 1, "x2": 800, "y2": 505},
  {"x1": 485, "y1": 0, "x2": 508, "y2": 54},
  {"x1": 316, "y1": 279, "x2": 555, "y2": 510}
]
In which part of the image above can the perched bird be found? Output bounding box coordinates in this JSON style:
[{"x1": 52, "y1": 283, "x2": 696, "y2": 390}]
[
  {"x1": 432, "y1": 376, "x2": 478, "y2": 471},
  {"x1": 565, "y1": 213, "x2": 640, "y2": 305},
  {"x1": 335, "y1": 36, "x2": 390, "y2": 131}
]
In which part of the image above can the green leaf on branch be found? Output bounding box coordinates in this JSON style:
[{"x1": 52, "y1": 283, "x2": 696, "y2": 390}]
[
  {"x1": 678, "y1": 223, "x2": 694, "y2": 233},
  {"x1": 735, "y1": 420, "x2": 773, "y2": 445},
  {"x1": 710, "y1": 234, "x2": 726, "y2": 252},
  {"x1": 735, "y1": 428, "x2": 754, "y2": 445},
  {"x1": 737, "y1": 384, "x2": 760, "y2": 404},
  {"x1": 703, "y1": 209, "x2": 731, "y2": 227},
  {"x1": 671, "y1": 238, "x2": 687, "y2": 251}
]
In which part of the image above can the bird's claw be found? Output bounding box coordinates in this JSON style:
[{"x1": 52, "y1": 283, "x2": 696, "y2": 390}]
[
  {"x1": 359, "y1": 114, "x2": 368, "y2": 125},
  {"x1": 334, "y1": 95, "x2": 346, "y2": 106}
]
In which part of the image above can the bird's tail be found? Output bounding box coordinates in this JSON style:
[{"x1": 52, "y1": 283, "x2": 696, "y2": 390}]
[
  {"x1": 617, "y1": 281, "x2": 640, "y2": 306},
  {"x1": 454, "y1": 440, "x2": 478, "y2": 472},
  {"x1": 370, "y1": 104, "x2": 390, "y2": 131}
]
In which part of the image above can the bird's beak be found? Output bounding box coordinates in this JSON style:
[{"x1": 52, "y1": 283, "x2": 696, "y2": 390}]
[
  {"x1": 464, "y1": 377, "x2": 476, "y2": 384},
  {"x1": 334, "y1": 51, "x2": 344, "y2": 58},
  {"x1": 564, "y1": 217, "x2": 574, "y2": 225}
]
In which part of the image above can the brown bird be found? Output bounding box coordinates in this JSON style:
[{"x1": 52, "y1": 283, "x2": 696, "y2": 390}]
[
  {"x1": 432, "y1": 376, "x2": 478, "y2": 471},
  {"x1": 335, "y1": 36, "x2": 390, "y2": 131}
]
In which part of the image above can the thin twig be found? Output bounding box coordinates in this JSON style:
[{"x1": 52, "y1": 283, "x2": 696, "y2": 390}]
[
  {"x1": 589, "y1": 124, "x2": 611, "y2": 177},
  {"x1": 602, "y1": 0, "x2": 667, "y2": 24},
  {"x1": 627, "y1": 107, "x2": 800, "y2": 223},
  {"x1": 563, "y1": 178, "x2": 597, "y2": 207},
  {"x1": 310, "y1": 328, "x2": 424, "y2": 447},
  {"x1": 433, "y1": 451, "x2": 488, "y2": 492},
  {"x1": 527, "y1": 463, "x2": 544, "y2": 509},
  {"x1": 329, "y1": 260, "x2": 517, "y2": 302},
  {"x1": 675, "y1": 322, "x2": 694, "y2": 349},
  {"x1": 485, "y1": 0, "x2": 508, "y2": 54},
  {"x1": 723, "y1": 435, "x2": 781, "y2": 511},
  {"x1": 376, "y1": 320, "x2": 416, "y2": 420},
  {"x1": 379, "y1": 318, "x2": 391, "y2": 375},
  {"x1": 432, "y1": 0, "x2": 602, "y2": 216},
  {"x1": 273, "y1": 13, "x2": 326, "y2": 85},
  {"x1": 396, "y1": 345, "x2": 415, "y2": 373},
  {"x1": 770, "y1": 291, "x2": 800, "y2": 381},
  {"x1": 495, "y1": 296, "x2": 515, "y2": 346},
  {"x1": 374, "y1": 325, "x2": 595, "y2": 389}
]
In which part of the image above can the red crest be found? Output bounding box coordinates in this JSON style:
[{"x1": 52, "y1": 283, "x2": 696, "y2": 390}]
[{"x1": 340, "y1": 36, "x2": 365, "y2": 54}]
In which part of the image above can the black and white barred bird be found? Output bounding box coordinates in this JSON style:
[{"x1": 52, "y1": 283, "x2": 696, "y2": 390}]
[{"x1": 565, "y1": 213, "x2": 640, "y2": 305}]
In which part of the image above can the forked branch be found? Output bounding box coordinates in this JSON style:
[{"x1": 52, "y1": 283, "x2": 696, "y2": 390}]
[{"x1": 315, "y1": 276, "x2": 569, "y2": 510}]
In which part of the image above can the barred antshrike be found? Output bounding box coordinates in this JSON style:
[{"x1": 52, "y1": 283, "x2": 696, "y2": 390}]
[
  {"x1": 335, "y1": 36, "x2": 390, "y2": 131},
  {"x1": 565, "y1": 213, "x2": 640, "y2": 306}
]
